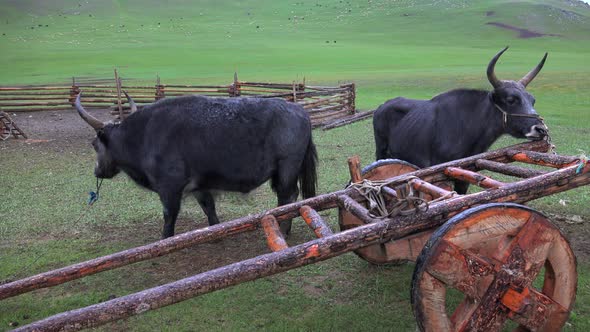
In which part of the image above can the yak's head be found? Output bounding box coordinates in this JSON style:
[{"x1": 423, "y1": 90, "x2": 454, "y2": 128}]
[
  {"x1": 75, "y1": 92, "x2": 137, "y2": 179},
  {"x1": 487, "y1": 47, "x2": 548, "y2": 141}
]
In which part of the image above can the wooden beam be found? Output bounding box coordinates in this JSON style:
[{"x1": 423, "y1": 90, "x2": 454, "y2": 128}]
[
  {"x1": 300, "y1": 205, "x2": 333, "y2": 238},
  {"x1": 260, "y1": 215, "x2": 288, "y2": 251},
  {"x1": 475, "y1": 159, "x2": 547, "y2": 178},
  {"x1": 507, "y1": 149, "x2": 579, "y2": 168},
  {"x1": 444, "y1": 167, "x2": 505, "y2": 189}
]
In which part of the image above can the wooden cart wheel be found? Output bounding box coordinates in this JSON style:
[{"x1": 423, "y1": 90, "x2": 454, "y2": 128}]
[
  {"x1": 338, "y1": 159, "x2": 452, "y2": 265},
  {"x1": 411, "y1": 203, "x2": 577, "y2": 332}
]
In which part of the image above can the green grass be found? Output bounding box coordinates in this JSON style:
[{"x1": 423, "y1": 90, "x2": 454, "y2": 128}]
[{"x1": 1, "y1": 0, "x2": 590, "y2": 331}]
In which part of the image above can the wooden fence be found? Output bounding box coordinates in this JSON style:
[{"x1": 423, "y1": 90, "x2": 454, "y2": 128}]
[{"x1": 0, "y1": 74, "x2": 356, "y2": 127}]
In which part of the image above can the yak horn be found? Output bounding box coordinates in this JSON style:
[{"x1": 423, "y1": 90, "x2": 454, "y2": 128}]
[
  {"x1": 123, "y1": 90, "x2": 137, "y2": 113},
  {"x1": 487, "y1": 46, "x2": 509, "y2": 89},
  {"x1": 74, "y1": 93, "x2": 104, "y2": 131},
  {"x1": 519, "y1": 52, "x2": 548, "y2": 87}
]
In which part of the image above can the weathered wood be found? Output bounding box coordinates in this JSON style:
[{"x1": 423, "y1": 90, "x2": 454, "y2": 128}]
[
  {"x1": 0, "y1": 86, "x2": 71, "y2": 91},
  {"x1": 5, "y1": 141, "x2": 589, "y2": 330},
  {"x1": 0, "y1": 190, "x2": 354, "y2": 301},
  {"x1": 300, "y1": 94, "x2": 347, "y2": 107},
  {"x1": 0, "y1": 107, "x2": 72, "y2": 112},
  {"x1": 18, "y1": 159, "x2": 588, "y2": 331},
  {"x1": 12, "y1": 217, "x2": 397, "y2": 332},
  {"x1": 337, "y1": 195, "x2": 378, "y2": 225},
  {"x1": 347, "y1": 155, "x2": 362, "y2": 183},
  {"x1": 410, "y1": 178, "x2": 455, "y2": 199},
  {"x1": 475, "y1": 159, "x2": 547, "y2": 178},
  {"x1": 0, "y1": 97, "x2": 70, "y2": 101},
  {"x1": 260, "y1": 215, "x2": 288, "y2": 252},
  {"x1": 444, "y1": 167, "x2": 505, "y2": 189},
  {"x1": 412, "y1": 204, "x2": 577, "y2": 332},
  {"x1": 414, "y1": 140, "x2": 550, "y2": 183},
  {"x1": 322, "y1": 110, "x2": 373, "y2": 130},
  {"x1": 0, "y1": 79, "x2": 354, "y2": 127},
  {"x1": 339, "y1": 158, "x2": 425, "y2": 264},
  {"x1": 300, "y1": 206, "x2": 333, "y2": 238},
  {"x1": 312, "y1": 113, "x2": 352, "y2": 127},
  {"x1": 507, "y1": 149, "x2": 579, "y2": 168},
  {"x1": 0, "y1": 101, "x2": 73, "y2": 107},
  {"x1": 114, "y1": 70, "x2": 123, "y2": 119},
  {"x1": 306, "y1": 103, "x2": 345, "y2": 113}
]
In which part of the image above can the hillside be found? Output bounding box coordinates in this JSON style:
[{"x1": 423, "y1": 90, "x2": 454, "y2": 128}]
[{"x1": 0, "y1": 0, "x2": 589, "y2": 86}]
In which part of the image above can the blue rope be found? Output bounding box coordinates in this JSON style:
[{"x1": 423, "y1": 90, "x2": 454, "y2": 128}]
[
  {"x1": 88, "y1": 178, "x2": 103, "y2": 205},
  {"x1": 576, "y1": 157, "x2": 588, "y2": 175}
]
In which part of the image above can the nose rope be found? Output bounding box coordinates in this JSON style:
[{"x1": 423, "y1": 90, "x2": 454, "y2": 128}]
[
  {"x1": 493, "y1": 103, "x2": 544, "y2": 128},
  {"x1": 493, "y1": 103, "x2": 555, "y2": 154}
]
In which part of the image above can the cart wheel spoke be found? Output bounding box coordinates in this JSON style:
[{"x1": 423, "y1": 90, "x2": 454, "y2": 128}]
[{"x1": 412, "y1": 203, "x2": 577, "y2": 332}]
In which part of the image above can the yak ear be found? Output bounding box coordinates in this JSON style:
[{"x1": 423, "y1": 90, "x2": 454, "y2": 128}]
[{"x1": 96, "y1": 128, "x2": 110, "y2": 147}]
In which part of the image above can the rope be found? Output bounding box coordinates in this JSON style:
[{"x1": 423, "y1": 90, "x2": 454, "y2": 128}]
[
  {"x1": 88, "y1": 178, "x2": 103, "y2": 206},
  {"x1": 347, "y1": 176, "x2": 454, "y2": 219},
  {"x1": 493, "y1": 103, "x2": 556, "y2": 154},
  {"x1": 1, "y1": 178, "x2": 104, "y2": 285}
]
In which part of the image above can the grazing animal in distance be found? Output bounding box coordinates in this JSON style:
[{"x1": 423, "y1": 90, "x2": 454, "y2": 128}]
[
  {"x1": 75, "y1": 93, "x2": 317, "y2": 238},
  {"x1": 373, "y1": 47, "x2": 548, "y2": 194}
]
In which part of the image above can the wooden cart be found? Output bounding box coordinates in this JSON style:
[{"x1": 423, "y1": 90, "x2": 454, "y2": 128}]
[{"x1": 2, "y1": 139, "x2": 589, "y2": 332}]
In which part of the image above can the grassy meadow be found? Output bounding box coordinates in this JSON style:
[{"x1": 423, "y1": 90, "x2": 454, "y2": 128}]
[{"x1": 1, "y1": 0, "x2": 590, "y2": 331}]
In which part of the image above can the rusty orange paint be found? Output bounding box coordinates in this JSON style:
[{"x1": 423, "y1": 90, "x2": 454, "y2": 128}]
[
  {"x1": 501, "y1": 287, "x2": 531, "y2": 314},
  {"x1": 300, "y1": 205, "x2": 333, "y2": 238},
  {"x1": 304, "y1": 244, "x2": 321, "y2": 259},
  {"x1": 510, "y1": 151, "x2": 579, "y2": 169},
  {"x1": 410, "y1": 178, "x2": 454, "y2": 199},
  {"x1": 444, "y1": 167, "x2": 505, "y2": 189},
  {"x1": 260, "y1": 215, "x2": 288, "y2": 252}
]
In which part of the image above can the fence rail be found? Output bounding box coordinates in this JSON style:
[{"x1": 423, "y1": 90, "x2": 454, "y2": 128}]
[{"x1": 0, "y1": 73, "x2": 355, "y2": 127}]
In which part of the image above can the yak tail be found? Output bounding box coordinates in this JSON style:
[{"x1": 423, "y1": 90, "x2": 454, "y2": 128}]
[{"x1": 299, "y1": 137, "x2": 318, "y2": 199}]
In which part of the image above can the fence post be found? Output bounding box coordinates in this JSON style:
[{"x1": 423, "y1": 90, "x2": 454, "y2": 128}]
[
  {"x1": 300, "y1": 77, "x2": 306, "y2": 100},
  {"x1": 114, "y1": 69, "x2": 124, "y2": 119},
  {"x1": 69, "y1": 77, "x2": 80, "y2": 106},
  {"x1": 229, "y1": 72, "x2": 241, "y2": 97},
  {"x1": 344, "y1": 83, "x2": 356, "y2": 114},
  {"x1": 155, "y1": 75, "x2": 165, "y2": 101}
]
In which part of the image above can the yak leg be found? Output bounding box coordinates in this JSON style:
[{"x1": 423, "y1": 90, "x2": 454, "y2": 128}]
[
  {"x1": 159, "y1": 190, "x2": 183, "y2": 239},
  {"x1": 454, "y1": 180, "x2": 470, "y2": 195},
  {"x1": 374, "y1": 131, "x2": 390, "y2": 160},
  {"x1": 272, "y1": 163, "x2": 301, "y2": 235},
  {"x1": 194, "y1": 191, "x2": 220, "y2": 226},
  {"x1": 277, "y1": 189, "x2": 299, "y2": 235}
]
